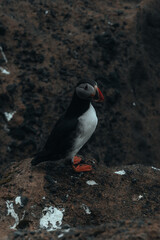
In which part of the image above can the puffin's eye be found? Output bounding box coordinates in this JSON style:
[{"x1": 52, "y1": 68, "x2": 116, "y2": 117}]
[{"x1": 85, "y1": 84, "x2": 88, "y2": 90}]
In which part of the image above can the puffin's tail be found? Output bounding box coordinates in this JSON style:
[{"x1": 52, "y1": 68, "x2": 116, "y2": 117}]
[{"x1": 31, "y1": 150, "x2": 51, "y2": 166}]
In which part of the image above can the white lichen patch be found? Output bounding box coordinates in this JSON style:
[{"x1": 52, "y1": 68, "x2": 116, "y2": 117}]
[
  {"x1": 108, "y1": 21, "x2": 113, "y2": 25},
  {"x1": 86, "y1": 180, "x2": 98, "y2": 186},
  {"x1": 132, "y1": 102, "x2": 136, "y2": 106},
  {"x1": 132, "y1": 194, "x2": 143, "y2": 202},
  {"x1": 4, "y1": 111, "x2": 16, "y2": 121},
  {"x1": 152, "y1": 166, "x2": 160, "y2": 171},
  {"x1": 4, "y1": 124, "x2": 10, "y2": 132},
  {"x1": 138, "y1": 195, "x2": 143, "y2": 200},
  {"x1": 0, "y1": 67, "x2": 10, "y2": 75},
  {"x1": 58, "y1": 228, "x2": 70, "y2": 238},
  {"x1": 114, "y1": 170, "x2": 126, "y2": 175},
  {"x1": 6, "y1": 200, "x2": 19, "y2": 229},
  {"x1": 58, "y1": 233, "x2": 64, "y2": 238},
  {"x1": 15, "y1": 196, "x2": 23, "y2": 206},
  {"x1": 7, "y1": 146, "x2": 11, "y2": 152},
  {"x1": 40, "y1": 207, "x2": 65, "y2": 231},
  {"x1": 6, "y1": 197, "x2": 25, "y2": 229},
  {"x1": 0, "y1": 46, "x2": 8, "y2": 63},
  {"x1": 81, "y1": 204, "x2": 91, "y2": 215}
]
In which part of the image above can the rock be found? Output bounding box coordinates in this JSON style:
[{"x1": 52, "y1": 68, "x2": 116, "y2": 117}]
[
  {"x1": 95, "y1": 31, "x2": 118, "y2": 64},
  {"x1": 9, "y1": 127, "x2": 26, "y2": 140},
  {"x1": 0, "y1": 159, "x2": 160, "y2": 239},
  {"x1": 0, "y1": 93, "x2": 10, "y2": 109},
  {"x1": 0, "y1": 22, "x2": 6, "y2": 36},
  {"x1": 6, "y1": 84, "x2": 17, "y2": 94},
  {"x1": 117, "y1": 10, "x2": 124, "y2": 16},
  {"x1": 137, "y1": 0, "x2": 160, "y2": 63},
  {"x1": 0, "y1": 0, "x2": 160, "y2": 169},
  {"x1": 21, "y1": 196, "x2": 28, "y2": 206},
  {"x1": 0, "y1": 0, "x2": 160, "y2": 238}
]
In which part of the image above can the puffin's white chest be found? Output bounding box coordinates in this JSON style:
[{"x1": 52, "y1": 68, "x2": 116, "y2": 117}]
[{"x1": 71, "y1": 104, "x2": 98, "y2": 159}]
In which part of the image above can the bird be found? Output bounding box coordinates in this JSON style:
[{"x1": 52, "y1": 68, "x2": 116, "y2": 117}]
[{"x1": 31, "y1": 79, "x2": 104, "y2": 172}]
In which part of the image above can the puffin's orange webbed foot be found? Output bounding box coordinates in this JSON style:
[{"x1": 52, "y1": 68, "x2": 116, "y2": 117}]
[
  {"x1": 72, "y1": 164, "x2": 92, "y2": 172},
  {"x1": 73, "y1": 156, "x2": 82, "y2": 165}
]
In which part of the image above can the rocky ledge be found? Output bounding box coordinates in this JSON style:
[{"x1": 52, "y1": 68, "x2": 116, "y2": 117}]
[{"x1": 0, "y1": 158, "x2": 160, "y2": 239}]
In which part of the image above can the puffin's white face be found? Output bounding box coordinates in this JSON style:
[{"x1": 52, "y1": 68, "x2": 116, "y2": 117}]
[
  {"x1": 76, "y1": 82, "x2": 104, "y2": 102},
  {"x1": 76, "y1": 83, "x2": 96, "y2": 100}
]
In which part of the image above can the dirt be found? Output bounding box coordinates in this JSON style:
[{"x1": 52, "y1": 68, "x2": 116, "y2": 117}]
[{"x1": 0, "y1": 0, "x2": 160, "y2": 239}]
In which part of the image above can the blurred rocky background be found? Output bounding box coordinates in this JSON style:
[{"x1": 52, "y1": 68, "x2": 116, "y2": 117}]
[{"x1": 0, "y1": 0, "x2": 160, "y2": 239}]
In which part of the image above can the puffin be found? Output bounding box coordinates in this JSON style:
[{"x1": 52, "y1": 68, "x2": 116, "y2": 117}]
[{"x1": 31, "y1": 80, "x2": 104, "y2": 172}]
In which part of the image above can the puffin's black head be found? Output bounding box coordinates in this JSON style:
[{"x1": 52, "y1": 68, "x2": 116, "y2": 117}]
[{"x1": 76, "y1": 80, "x2": 104, "y2": 102}]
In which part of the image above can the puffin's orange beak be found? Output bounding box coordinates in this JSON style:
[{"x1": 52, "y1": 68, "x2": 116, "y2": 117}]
[{"x1": 93, "y1": 86, "x2": 104, "y2": 102}]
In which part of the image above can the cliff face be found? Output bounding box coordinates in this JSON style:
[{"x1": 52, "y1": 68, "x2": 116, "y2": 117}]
[
  {"x1": 1, "y1": 0, "x2": 160, "y2": 169},
  {"x1": 0, "y1": 0, "x2": 160, "y2": 239}
]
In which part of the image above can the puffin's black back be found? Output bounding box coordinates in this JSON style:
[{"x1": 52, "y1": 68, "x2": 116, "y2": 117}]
[{"x1": 31, "y1": 115, "x2": 78, "y2": 165}]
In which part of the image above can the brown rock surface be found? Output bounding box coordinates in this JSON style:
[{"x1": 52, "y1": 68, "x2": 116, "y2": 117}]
[
  {"x1": 0, "y1": 0, "x2": 160, "y2": 239},
  {"x1": 1, "y1": 158, "x2": 160, "y2": 239}
]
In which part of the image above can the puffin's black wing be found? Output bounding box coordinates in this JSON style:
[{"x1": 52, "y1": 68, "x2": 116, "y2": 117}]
[{"x1": 31, "y1": 116, "x2": 78, "y2": 165}]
